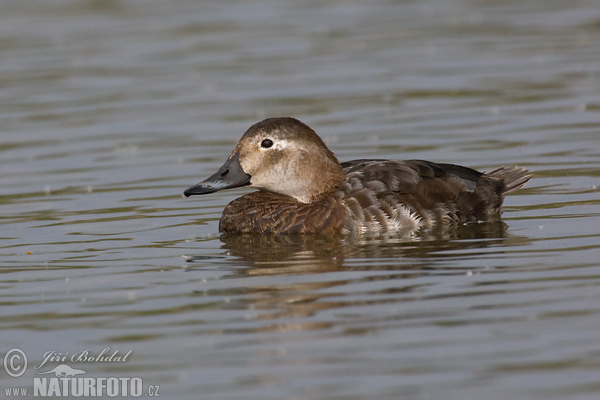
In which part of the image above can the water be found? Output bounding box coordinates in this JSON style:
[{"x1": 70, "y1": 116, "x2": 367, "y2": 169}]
[{"x1": 1, "y1": 0, "x2": 600, "y2": 398}]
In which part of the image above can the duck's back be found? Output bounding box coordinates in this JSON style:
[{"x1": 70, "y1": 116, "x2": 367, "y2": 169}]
[{"x1": 339, "y1": 159, "x2": 530, "y2": 234}]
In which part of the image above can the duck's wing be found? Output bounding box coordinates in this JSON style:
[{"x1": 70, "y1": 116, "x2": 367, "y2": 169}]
[
  {"x1": 340, "y1": 159, "x2": 530, "y2": 226},
  {"x1": 342, "y1": 159, "x2": 484, "y2": 190}
]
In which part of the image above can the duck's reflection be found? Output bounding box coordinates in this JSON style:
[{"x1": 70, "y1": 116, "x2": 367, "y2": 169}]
[
  {"x1": 213, "y1": 221, "x2": 521, "y2": 274},
  {"x1": 186, "y1": 223, "x2": 529, "y2": 333}
]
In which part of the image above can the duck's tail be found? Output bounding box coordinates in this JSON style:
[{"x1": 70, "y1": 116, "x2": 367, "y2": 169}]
[{"x1": 487, "y1": 166, "x2": 532, "y2": 195}]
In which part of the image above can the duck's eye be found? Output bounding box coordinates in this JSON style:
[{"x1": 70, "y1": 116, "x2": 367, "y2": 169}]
[{"x1": 261, "y1": 139, "x2": 273, "y2": 149}]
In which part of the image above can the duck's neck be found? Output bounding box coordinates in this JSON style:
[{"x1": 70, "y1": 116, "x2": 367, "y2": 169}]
[{"x1": 300, "y1": 155, "x2": 345, "y2": 203}]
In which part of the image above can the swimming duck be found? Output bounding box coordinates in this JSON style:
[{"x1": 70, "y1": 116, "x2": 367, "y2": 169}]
[{"x1": 184, "y1": 117, "x2": 530, "y2": 235}]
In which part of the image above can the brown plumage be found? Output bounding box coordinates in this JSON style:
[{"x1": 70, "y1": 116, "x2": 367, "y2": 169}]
[{"x1": 184, "y1": 117, "x2": 531, "y2": 236}]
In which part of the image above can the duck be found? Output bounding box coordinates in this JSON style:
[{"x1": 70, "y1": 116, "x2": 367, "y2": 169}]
[{"x1": 184, "y1": 117, "x2": 531, "y2": 235}]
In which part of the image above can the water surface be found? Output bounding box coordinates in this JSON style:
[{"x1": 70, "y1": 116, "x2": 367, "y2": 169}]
[{"x1": 1, "y1": 0, "x2": 600, "y2": 399}]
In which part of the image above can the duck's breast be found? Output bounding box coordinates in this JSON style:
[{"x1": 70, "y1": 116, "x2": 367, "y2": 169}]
[{"x1": 219, "y1": 191, "x2": 348, "y2": 234}]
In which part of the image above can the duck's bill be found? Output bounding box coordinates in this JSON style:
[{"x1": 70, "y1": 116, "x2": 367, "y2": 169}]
[{"x1": 184, "y1": 152, "x2": 251, "y2": 197}]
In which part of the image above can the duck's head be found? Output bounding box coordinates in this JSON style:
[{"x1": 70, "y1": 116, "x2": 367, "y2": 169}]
[{"x1": 184, "y1": 117, "x2": 345, "y2": 203}]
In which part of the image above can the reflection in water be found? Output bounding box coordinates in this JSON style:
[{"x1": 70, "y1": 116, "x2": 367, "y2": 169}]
[
  {"x1": 183, "y1": 224, "x2": 529, "y2": 334},
  {"x1": 213, "y1": 221, "x2": 518, "y2": 273}
]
